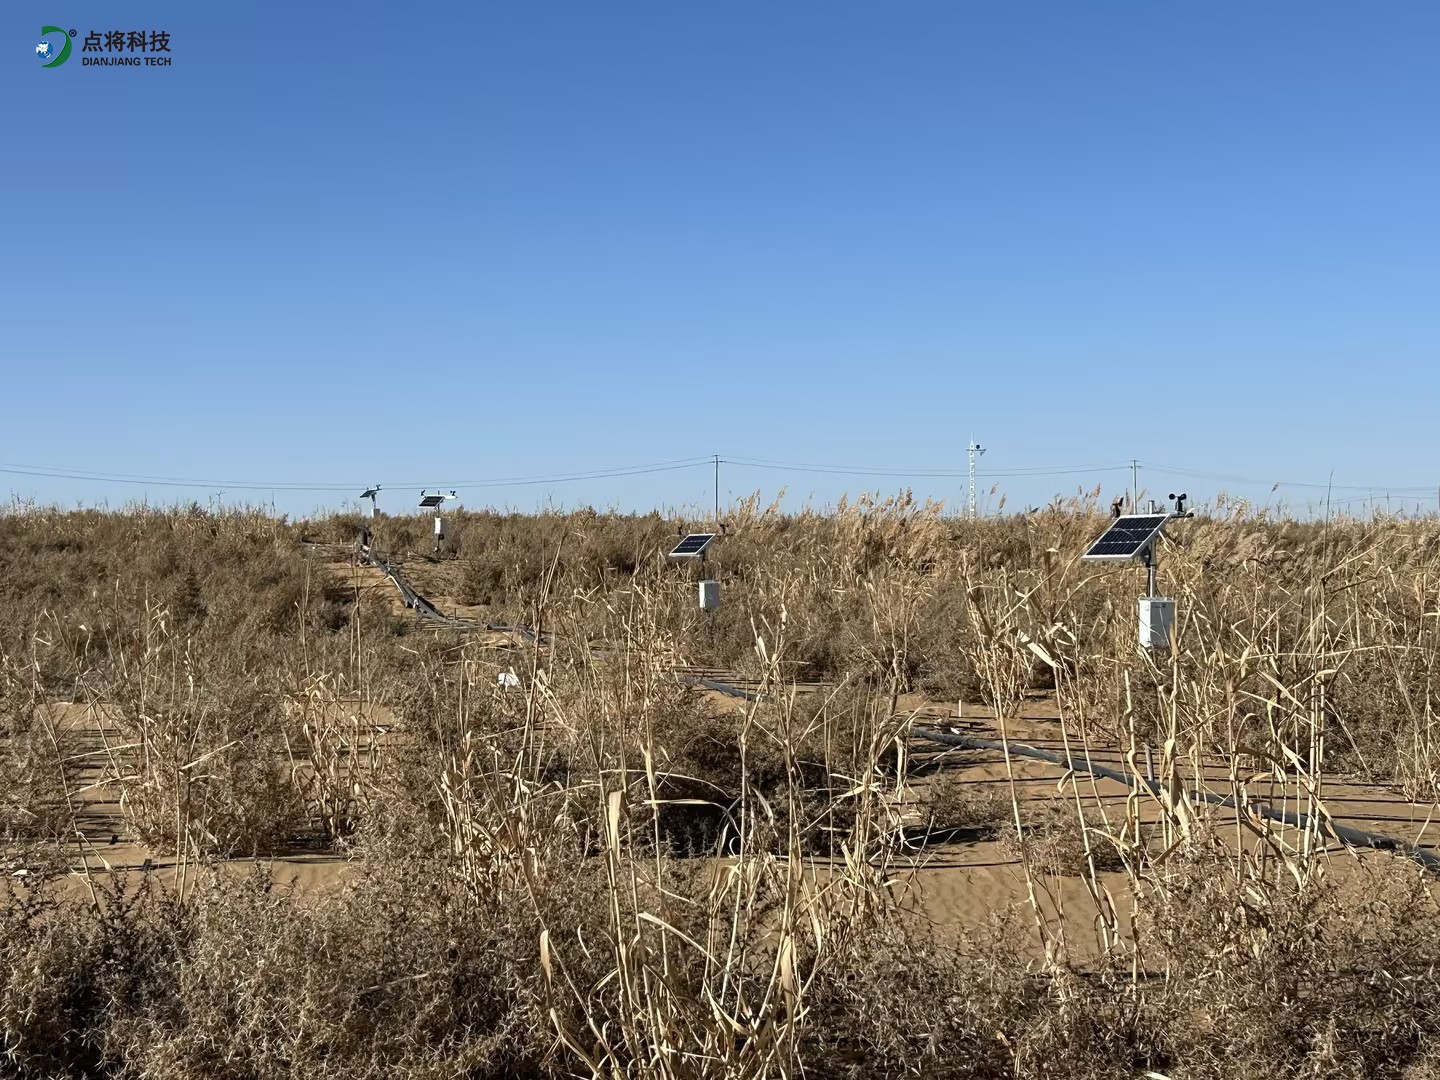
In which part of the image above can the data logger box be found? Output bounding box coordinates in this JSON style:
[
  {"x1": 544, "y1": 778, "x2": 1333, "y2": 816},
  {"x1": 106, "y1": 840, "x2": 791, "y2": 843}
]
[
  {"x1": 1138, "y1": 597, "x2": 1175, "y2": 650},
  {"x1": 698, "y1": 580, "x2": 721, "y2": 612}
]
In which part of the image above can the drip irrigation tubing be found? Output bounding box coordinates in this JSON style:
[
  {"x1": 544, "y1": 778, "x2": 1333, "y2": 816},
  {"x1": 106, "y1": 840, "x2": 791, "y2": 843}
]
[
  {"x1": 343, "y1": 548, "x2": 1440, "y2": 877},
  {"x1": 639, "y1": 665, "x2": 1440, "y2": 875},
  {"x1": 912, "y1": 725, "x2": 1440, "y2": 875},
  {"x1": 486, "y1": 624, "x2": 543, "y2": 642},
  {"x1": 359, "y1": 546, "x2": 474, "y2": 629},
  {"x1": 653, "y1": 667, "x2": 1440, "y2": 874},
  {"x1": 364, "y1": 548, "x2": 743, "y2": 679},
  {"x1": 360, "y1": 545, "x2": 554, "y2": 641},
  {"x1": 689, "y1": 677, "x2": 766, "y2": 701}
]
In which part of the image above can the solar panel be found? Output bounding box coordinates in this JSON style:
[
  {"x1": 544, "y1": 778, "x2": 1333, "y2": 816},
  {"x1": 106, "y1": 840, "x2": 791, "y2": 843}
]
[
  {"x1": 669, "y1": 533, "x2": 716, "y2": 558},
  {"x1": 1082, "y1": 515, "x2": 1168, "y2": 561},
  {"x1": 418, "y1": 494, "x2": 445, "y2": 508},
  {"x1": 360, "y1": 488, "x2": 379, "y2": 500}
]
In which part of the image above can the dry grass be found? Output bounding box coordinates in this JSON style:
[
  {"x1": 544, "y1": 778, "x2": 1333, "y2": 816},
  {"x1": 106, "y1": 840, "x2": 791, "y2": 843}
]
[{"x1": 5, "y1": 497, "x2": 1440, "y2": 1077}]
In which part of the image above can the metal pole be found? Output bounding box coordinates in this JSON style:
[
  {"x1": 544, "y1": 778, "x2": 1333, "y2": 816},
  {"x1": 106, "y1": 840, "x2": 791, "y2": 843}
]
[
  {"x1": 967, "y1": 439, "x2": 984, "y2": 520},
  {"x1": 1131, "y1": 460, "x2": 1139, "y2": 511},
  {"x1": 714, "y1": 454, "x2": 720, "y2": 524}
]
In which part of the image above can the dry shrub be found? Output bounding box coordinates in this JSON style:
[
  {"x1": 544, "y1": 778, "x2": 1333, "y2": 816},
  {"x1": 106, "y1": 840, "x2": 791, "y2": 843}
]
[
  {"x1": 0, "y1": 871, "x2": 188, "y2": 1078},
  {"x1": 921, "y1": 771, "x2": 1009, "y2": 836},
  {"x1": 1001, "y1": 798, "x2": 1127, "y2": 876},
  {"x1": 799, "y1": 915, "x2": 1025, "y2": 1078},
  {"x1": 115, "y1": 858, "x2": 561, "y2": 1079},
  {"x1": 94, "y1": 613, "x2": 305, "y2": 857},
  {"x1": 11, "y1": 502, "x2": 1440, "y2": 1078},
  {"x1": 1129, "y1": 855, "x2": 1440, "y2": 1080},
  {"x1": 280, "y1": 677, "x2": 392, "y2": 843},
  {"x1": 0, "y1": 708, "x2": 73, "y2": 856}
]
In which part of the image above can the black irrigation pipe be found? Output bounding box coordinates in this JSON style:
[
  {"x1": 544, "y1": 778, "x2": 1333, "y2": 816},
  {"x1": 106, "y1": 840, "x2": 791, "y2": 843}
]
[
  {"x1": 360, "y1": 546, "x2": 475, "y2": 629},
  {"x1": 912, "y1": 725, "x2": 1440, "y2": 875},
  {"x1": 486, "y1": 624, "x2": 543, "y2": 642},
  {"x1": 674, "y1": 671, "x2": 1440, "y2": 876},
  {"x1": 685, "y1": 677, "x2": 766, "y2": 701},
  {"x1": 342, "y1": 560, "x2": 1440, "y2": 879},
  {"x1": 360, "y1": 547, "x2": 558, "y2": 643}
]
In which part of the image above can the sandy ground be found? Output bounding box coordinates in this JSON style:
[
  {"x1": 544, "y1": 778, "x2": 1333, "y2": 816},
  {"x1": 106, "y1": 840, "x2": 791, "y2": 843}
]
[
  {"x1": 17, "y1": 685, "x2": 1440, "y2": 961},
  {"x1": 314, "y1": 542, "x2": 495, "y2": 625},
  {"x1": 10, "y1": 545, "x2": 1438, "y2": 951},
  {"x1": 889, "y1": 694, "x2": 1440, "y2": 952}
]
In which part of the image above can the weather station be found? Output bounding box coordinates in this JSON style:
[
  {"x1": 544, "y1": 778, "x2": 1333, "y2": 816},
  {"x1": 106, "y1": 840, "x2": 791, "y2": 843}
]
[
  {"x1": 419, "y1": 490, "x2": 459, "y2": 558},
  {"x1": 1081, "y1": 493, "x2": 1194, "y2": 649},
  {"x1": 668, "y1": 532, "x2": 720, "y2": 612},
  {"x1": 359, "y1": 486, "x2": 381, "y2": 519}
]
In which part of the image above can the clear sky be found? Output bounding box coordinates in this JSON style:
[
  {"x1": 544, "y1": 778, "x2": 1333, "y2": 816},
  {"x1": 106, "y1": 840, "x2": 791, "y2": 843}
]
[{"x1": 4, "y1": 2, "x2": 1438, "y2": 519}]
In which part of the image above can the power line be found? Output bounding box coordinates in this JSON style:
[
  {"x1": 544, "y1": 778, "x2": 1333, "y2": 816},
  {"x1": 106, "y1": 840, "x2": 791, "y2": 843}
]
[
  {"x1": 0, "y1": 465, "x2": 351, "y2": 492},
  {"x1": 723, "y1": 456, "x2": 965, "y2": 477},
  {"x1": 0, "y1": 454, "x2": 1176, "y2": 492},
  {"x1": 4, "y1": 453, "x2": 1433, "y2": 508},
  {"x1": 450, "y1": 459, "x2": 713, "y2": 488},
  {"x1": 1142, "y1": 462, "x2": 1436, "y2": 495},
  {"x1": 722, "y1": 455, "x2": 1131, "y2": 479},
  {"x1": 0, "y1": 457, "x2": 715, "y2": 493}
]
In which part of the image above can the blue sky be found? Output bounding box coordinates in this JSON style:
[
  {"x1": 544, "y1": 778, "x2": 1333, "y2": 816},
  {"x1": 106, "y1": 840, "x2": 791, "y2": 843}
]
[{"x1": 4, "y1": 2, "x2": 1438, "y2": 518}]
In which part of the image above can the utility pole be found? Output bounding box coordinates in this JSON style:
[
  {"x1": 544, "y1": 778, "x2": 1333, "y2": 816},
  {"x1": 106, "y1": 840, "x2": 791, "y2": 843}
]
[
  {"x1": 967, "y1": 438, "x2": 985, "y2": 520},
  {"x1": 1131, "y1": 460, "x2": 1139, "y2": 512},
  {"x1": 713, "y1": 455, "x2": 720, "y2": 524}
]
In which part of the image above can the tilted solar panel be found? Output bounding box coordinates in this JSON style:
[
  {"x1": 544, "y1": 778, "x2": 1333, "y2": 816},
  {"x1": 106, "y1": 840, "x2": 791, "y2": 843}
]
[
  {"x1": 669, "y1": 533, "x2": 717, "y2": 558},
  {"x1": 1082, "y1": 515, "x2": 1168, "y2": 560}
]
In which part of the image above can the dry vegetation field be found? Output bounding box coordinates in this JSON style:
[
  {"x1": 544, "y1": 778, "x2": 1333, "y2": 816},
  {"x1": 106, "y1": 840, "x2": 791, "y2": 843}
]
[{"x1": 7, "y1": 494, "x2": 1440, "y2": 1078}]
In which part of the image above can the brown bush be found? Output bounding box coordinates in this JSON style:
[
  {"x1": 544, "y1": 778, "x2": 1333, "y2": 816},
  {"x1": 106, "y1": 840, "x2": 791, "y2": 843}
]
[{"x1": 6, "y1": 500, "x2": 1440, "y2": 1077}]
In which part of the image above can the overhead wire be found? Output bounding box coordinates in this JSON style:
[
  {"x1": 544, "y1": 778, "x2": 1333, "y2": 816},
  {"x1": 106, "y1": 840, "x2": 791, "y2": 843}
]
[
  {"x1": 1142, "y1": 461, "x2": 1436, "y2": 495},
  {"x1": 0, "y1": 455, "x2": 1143, "y2": 492},
  {"x1": 0, "y1": 457, "x2": 715, "y2": 493},
  {"x1": 447, "y1": 458, "x2": 714, "y2": 488},
  {"x1": 0, "y1": 464, "x2": 356, "y2": 492},
  {"x1": 722, "y1": 455, "x2": 1132, "y2": 479},
  {"x1": 3, "y1": 454, "x2": 1434, "y2": 507}
]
